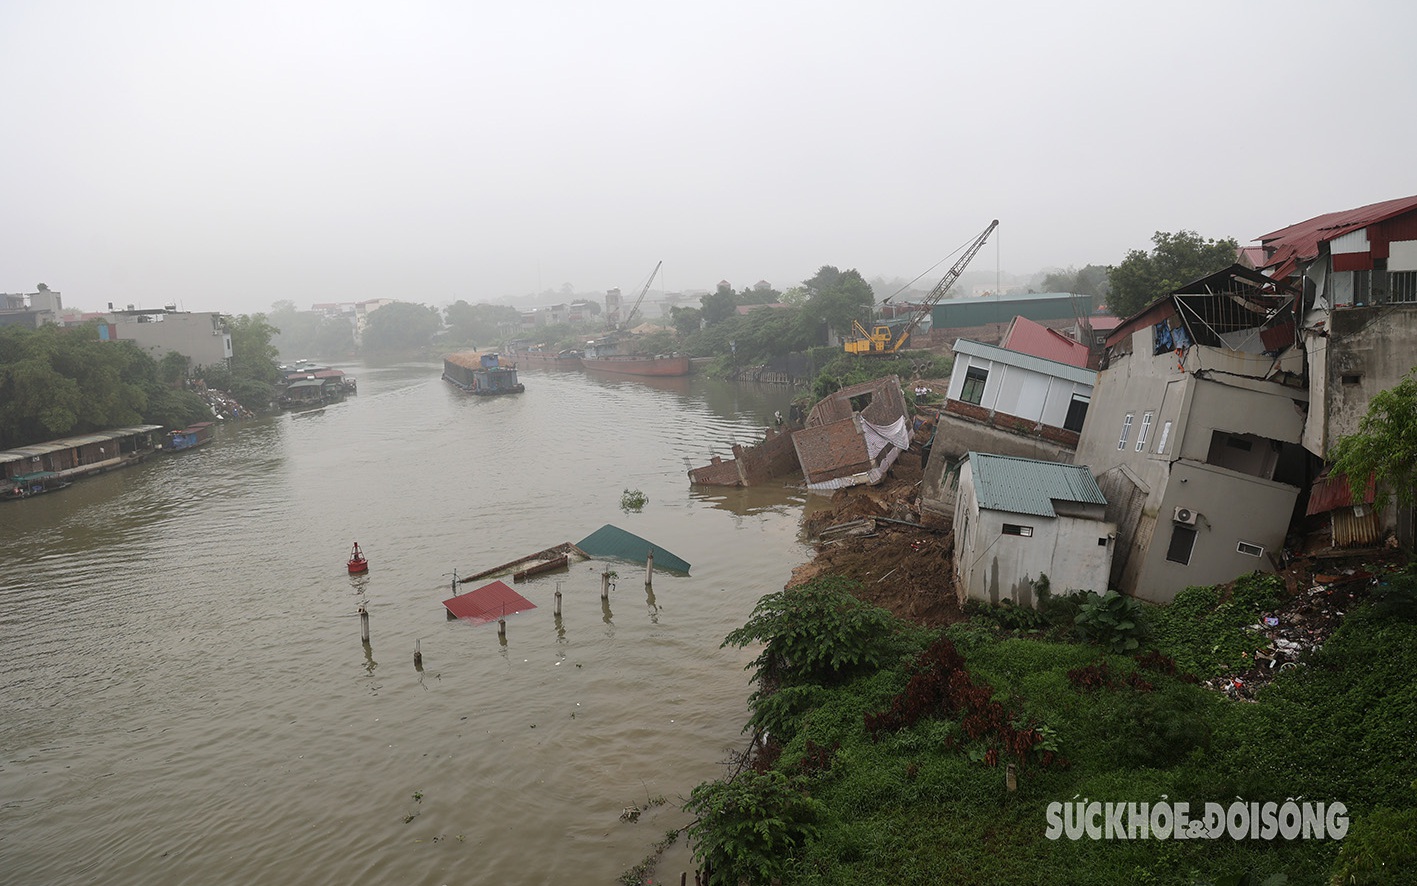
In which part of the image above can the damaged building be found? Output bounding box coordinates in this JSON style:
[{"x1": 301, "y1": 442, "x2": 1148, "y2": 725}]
[
  {"x1": 792, "y1": 375, "x2": 911, "y2": 493},
  {"x1": 1074, "y1": 265, "x2": 1312, "y2": 604}
]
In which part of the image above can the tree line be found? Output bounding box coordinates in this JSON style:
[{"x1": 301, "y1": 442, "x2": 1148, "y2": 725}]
[{"x1": 0, "y1": 315, "x2": 282, "y2": 451}]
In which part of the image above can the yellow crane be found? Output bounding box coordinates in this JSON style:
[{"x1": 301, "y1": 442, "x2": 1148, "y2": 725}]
[{"x1": 845, "y1": 219, "x2": 999, "y2": 355}]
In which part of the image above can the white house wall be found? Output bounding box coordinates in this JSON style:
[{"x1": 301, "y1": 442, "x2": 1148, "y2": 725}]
[
  {"x1": 1133, "y1": 461, "x2": 1297, "y2": 604},
  {"x1": 947, "y1": 352, "x2": 1094, "y2": 427}
]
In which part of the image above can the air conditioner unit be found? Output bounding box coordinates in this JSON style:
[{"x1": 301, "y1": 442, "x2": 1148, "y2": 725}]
[{"x1": 1173, "y1": 507, "x2": 1197, "y2": 525}]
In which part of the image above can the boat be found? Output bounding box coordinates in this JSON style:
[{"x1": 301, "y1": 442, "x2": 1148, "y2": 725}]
[
  {"x1": 2, "y1": 471, "x2": 72, "y2": 501},
  {"x1": 166, "y1": 421, "x2": 215, "y2": 452},
  {"x1": 580, "y1": 337, "x2": 690, "y2": 377},
  {"x1": 442, "y1": 352, "x2": 525, "y2": 395},
  {"x1": 580, "y1": 352, "x2": 691, "y2": 377},
  {"x1": 277, "y1": 366, "x2": 350, "y2": 410},
  {"x1": 508, "y1": 347, "x2": 583, "y2": 370},
  {"x1": 347, "y1": 541, "x2": 369, "y2": 574}
]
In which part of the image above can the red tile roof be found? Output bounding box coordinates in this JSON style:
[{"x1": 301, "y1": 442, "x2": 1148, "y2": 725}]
[
  {"x1": 1000, "y1": 315, "x2": 1090, "y2": 367},
  {"x1": 1256, "y1": 194, "x2": 1417, "y2": 279}
]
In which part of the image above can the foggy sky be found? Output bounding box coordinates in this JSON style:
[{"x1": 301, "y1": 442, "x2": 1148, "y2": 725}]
[{"x1": 3, "y1": 1, "x2": 1415, "y2": 315}]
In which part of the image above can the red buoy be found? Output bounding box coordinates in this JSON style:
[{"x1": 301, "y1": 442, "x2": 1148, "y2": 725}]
[{"x1": 347, "y1": 541, "x2": 369, "y2": 574}]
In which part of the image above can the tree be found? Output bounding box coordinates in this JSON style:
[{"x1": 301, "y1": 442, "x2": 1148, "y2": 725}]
[
  {"x1": 1106, "y1": 231, "x2": 1238, "y2": 318},
  {"x1": 670, "y1": 305, "x2": 703, "y2": 336},
  {"x1": 700, "y1": 284, "x2": 738, "y2": 326},
  {"x1": 799, "y1": 266, "x2": 874, "y2": 343},
  {"x1": 1041, "y1": 264, "x2": 1110, "y2": 298},
  {"x1": 361, "y1": 302, "x2": 442, "y2": 352},
  {"x1": 1331, "y1": 367, "x2": 1417, "y2": 511},
  {"x1": 443, "y1": 300, "x2": 519, "y2": 345}
]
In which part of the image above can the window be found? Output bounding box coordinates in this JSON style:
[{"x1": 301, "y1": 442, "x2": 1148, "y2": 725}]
[
  {"x1": 1117, "y1": 413, "x2": 1133, "y2": 450},
  {"x1": 1002, "y1": 523, "x2": 1033, "y2": 537},
  {"x1": 1135, "y1": 411, "x2": 1154, "y2": 452},
  {"x1": 1156, "y1": 420, "x2": 1172, "y2": 454},
  {"x1": 1393, "y1": 271, "x2": 1417, "y2": 304},
  {"x1": 960, "y1": 367, "x2": 988, "y2": 405},
  {"x1": 1097, "y1": 537, "x2": 1109, "y2": 546},
  {"x1": 1063, "y1": 394, "x2": 1090, "y2": 433},
  {"x1": 1237, "y1": 541, "x2": 1264, "y2": 557},
  {"x1": 1341, "y1": 374, "x2": 1362, "y2": 385},
  {"x1": 1166, "y1": 525, "x2": 1197, "y2": 565}
]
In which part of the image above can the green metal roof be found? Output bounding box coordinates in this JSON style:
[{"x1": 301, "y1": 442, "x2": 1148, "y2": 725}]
[
  {"x1": 953, "y1": 338, "x2": 1098, "y2": 387},
  {"x1": 966, "y1": 452, "x2": 1106, "y2": 518},
  {"x1": 575, "y1": 524, "x2": 691, "y2": 574}
]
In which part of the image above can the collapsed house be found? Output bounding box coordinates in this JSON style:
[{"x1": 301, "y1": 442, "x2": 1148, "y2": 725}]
[
  {"x1": 1073, "y1": 265, "x2": 1312, "y2": 603},
  {"x1": 792, "y1": 375, "x2": 911, "y2": 493}
]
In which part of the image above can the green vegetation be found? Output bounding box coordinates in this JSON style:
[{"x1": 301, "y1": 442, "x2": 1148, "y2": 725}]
[
  {"x1": 1330, "y1": 366, "x2": 1417, "y2": 511},
  {"x1": 620, "y1": 488, "x2": 648, "y2": 512},
  {"x1": 684, "y1": 571, "x2": 1417, "y2": 885},
  {"x1": 0, "y1": 323, "x2": 213, "y2": 449},
  {"x1": 1107, "y1": 230, "x2": 1240, "y2": 319},
  {"x1": 1075, "y1": 589, "x2": 1149, "y2": 654}
]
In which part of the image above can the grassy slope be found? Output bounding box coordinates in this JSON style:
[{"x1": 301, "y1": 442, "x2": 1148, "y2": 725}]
[{"x1": 740, "y1": 580, "x2": 1417, "y2": 886}]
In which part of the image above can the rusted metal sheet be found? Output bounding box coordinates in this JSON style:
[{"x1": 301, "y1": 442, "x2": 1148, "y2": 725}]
[
  {"x1": 443, "y1": 580, "x2": 536, "y2": 623},
  {"x1": 1306, "y1": 470, "x2": 1376, "y2": 516},
  {"x1": 1331, "y1": 508, "x2": 1383, "y2": 548}
]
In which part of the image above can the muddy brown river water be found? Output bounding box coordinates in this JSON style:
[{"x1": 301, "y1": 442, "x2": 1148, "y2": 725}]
[{"x1": 0, "y1": 360, "x2": 816, "y2": 885}]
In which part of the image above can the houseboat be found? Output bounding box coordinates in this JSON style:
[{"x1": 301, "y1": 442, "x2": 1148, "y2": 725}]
[
  {"x1": 580, "y1": 338, "x2": 690, "y2": 377},
  {"x1": 166, "y1": 422, "x2": 215, "y2": 452}
]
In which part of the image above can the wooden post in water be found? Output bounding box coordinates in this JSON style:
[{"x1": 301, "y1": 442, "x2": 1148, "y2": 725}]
[
  {"x1": 413, "y1": 639, "x2": 423, "y2": 671},
  {"x1": 498, "y1": 617, "x2": 506, "y2": 641},
  {"x1": 554, "y1": 589, "x2": 563, "y2": 616},
  {"x1": 645, "y1": 548, "x2": 654, "y2": 590},
  {"x1": 601, "y1": 566, "x2": 610, "y2": 601},
  {"x1": 359, "y1": 603, "x2": 370, "y2": 643}
]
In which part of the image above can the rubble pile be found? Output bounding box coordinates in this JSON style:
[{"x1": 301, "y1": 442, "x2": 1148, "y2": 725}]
[{"x1": 1208, "y1": 557, "x2": 1400, "y2": 699}]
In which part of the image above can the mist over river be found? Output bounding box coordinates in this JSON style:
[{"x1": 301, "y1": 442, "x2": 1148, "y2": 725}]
[{"x1": 0, "y1": 361, "x2": 818, "y2": 885}]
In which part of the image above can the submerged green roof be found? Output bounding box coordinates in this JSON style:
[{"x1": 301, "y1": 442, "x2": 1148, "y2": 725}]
[{"x1": 575, "y1": 524, "x2": 691, "y2": 574}]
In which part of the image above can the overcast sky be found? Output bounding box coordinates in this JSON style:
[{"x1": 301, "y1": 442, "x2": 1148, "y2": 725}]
[{"x1": 3, "y1": 1, "x2": 1415, "y2": 315}]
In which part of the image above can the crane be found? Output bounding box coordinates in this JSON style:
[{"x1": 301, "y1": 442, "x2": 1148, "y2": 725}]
[
  {"x1": 845, "y1": 219, "x2": 999, "y2": 355},
  {"x1": 617, "y1": 260, "x2": 663, "y2": 332}
]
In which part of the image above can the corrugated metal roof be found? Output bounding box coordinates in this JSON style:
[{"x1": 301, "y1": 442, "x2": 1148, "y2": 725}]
[
  {"x1": 1306, "y1": 470, "x2": 1376, "y2": 516},
  {"x1": 443, "y1": 580, "x2": 536, "y2": 623},
  {"x1": 575, "y1": 524, "x2": 691, "y2": 573},
  {"x1": 952, "y1": 339, "x2": 1097, "y2": 386},
  {"x1": 0, "y1": 425, "x2": 164, "y2": 464},
  {"x1": 966, "y1": 451, "x2": 1107, "y2": 517},
  {"x1": 1001, "y1": 316, "x2": 1091, "y2": 367},
  {"x1": 1257, "y1": 194, "x2": 1417, "y2": 279}
]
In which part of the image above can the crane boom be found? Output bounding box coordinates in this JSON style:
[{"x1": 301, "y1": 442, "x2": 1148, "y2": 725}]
[
  {"x1": 844, "y1": 219, "x2": 999, "y2": 355},
  {"x1": 619, "y1": 260, "x2": 663, "y2": 331},
  {"x1": 892, "y1": 219, "x2": 998, "y2": 350}
]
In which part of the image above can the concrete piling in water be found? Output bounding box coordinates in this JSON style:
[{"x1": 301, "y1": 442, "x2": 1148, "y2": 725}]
[
  {"x1": 554, "y1": 589, "x2": 563, "y2": 617},
  {"x1": 498, "y1": 617, "x2": 506, "y2": 641},
  {"x1": 414, "y1": 639, "x2": 423, "y2": 671},
  {"x1": 359, "y1": 603, "x2": 370, "y2": 644},
  {"x1": 645, "y1": 549, "x2": 654, "y2": 590},
  {"x1": 601, "y1": 566, "x2": 610, "y2": 601}
]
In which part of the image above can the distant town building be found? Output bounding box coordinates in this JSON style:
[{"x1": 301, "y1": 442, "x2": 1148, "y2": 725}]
[{"x1": 96, "y1": 307, "x2": 233, "y2": 369}]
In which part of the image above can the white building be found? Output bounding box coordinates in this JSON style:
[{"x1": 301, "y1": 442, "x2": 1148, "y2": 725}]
[{"x1": 954, "y1": 452, "x2": 1116, "y2": 609}]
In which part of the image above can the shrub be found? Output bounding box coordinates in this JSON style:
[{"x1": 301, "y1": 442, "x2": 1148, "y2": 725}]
[
  {"x1": 723, "y1": 577, "x2": 914, "y2": 691},
  {"x1": 684, "y1": 769, "x2": 823, "y2": 885},
  {"x1": 1075, "y1": 590, "x2": 1148, "y2": 653}
]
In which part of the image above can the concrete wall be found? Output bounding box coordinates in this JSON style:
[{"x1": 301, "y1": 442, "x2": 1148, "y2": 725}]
[
  {"x1": 1131, "y1": 461, "x2": 1298, "y2": 604},
  {"x1": 110, "y1": 312, "x2": 232, "y2": 368},
  {"x1": 954, "y1": 459, "x2": 1115, "y2": 608},
  {"x1": 688, "y1": 426, "x2": 800, "y2": 487},
  {"x1": 1319, "y1": 304, "x2": 1417, "y2": 457}
]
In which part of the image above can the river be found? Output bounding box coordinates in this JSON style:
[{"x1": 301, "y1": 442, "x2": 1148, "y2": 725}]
[{"x1": 0, "y1": 361, "x2": 818, "y2": 885}]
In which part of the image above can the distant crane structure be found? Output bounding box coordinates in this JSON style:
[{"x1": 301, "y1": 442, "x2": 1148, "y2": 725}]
[
  {"x1": 844, "y1": 219, "x2": 999, "y2": 355},
  {"x1": 617, "y1": 260, "x2": 663, "y2": 332}
]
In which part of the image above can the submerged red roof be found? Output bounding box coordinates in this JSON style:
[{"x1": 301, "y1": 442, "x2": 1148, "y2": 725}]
[{"x1": 443, "y1": 580, "x2": 536, "y2": 623}]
